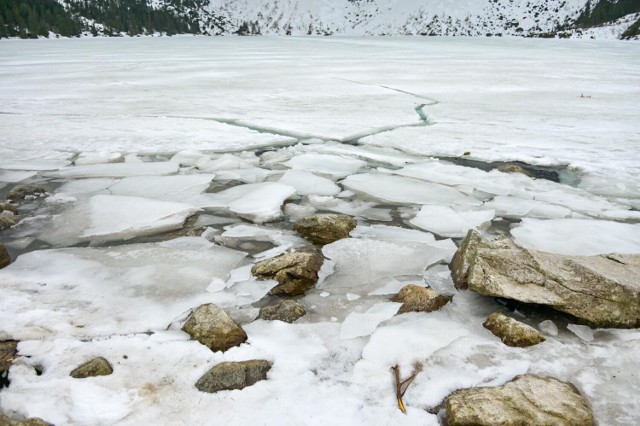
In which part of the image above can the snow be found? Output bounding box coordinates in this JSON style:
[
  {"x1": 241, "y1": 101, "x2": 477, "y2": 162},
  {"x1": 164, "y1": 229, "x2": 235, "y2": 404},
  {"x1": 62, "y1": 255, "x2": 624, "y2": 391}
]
[{"x1": 0, "y1": 37, "x2": 639, "y2": 426}]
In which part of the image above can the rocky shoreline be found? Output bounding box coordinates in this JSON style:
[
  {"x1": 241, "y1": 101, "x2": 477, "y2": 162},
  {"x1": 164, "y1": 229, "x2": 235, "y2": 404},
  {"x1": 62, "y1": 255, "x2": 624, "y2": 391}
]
[{"x1": 0, "y1": 145, "x2": 639, "y2": 425}]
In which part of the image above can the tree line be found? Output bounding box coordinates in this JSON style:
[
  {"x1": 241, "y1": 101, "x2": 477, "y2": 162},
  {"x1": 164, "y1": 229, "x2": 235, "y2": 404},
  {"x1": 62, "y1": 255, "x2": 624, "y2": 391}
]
[
  {"x1": 0, "y1": 0, "x2": 202, "y2": 39},
  {"x1": 575, "y1": 0, "x2": 640, "y2": 28}
]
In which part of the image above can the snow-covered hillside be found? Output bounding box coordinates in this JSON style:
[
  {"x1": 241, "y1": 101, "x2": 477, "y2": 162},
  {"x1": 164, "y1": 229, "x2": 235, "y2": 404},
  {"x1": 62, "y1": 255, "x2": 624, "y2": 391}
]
[{"x1": 191, "y1": 0, "x2": 637, "y2": 38}]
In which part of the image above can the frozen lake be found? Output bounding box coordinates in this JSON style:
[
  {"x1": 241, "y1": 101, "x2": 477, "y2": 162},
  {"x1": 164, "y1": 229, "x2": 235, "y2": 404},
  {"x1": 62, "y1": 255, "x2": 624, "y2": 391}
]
[{"x1": 0, "y1": 37, "x2": 639, "y2": 425}]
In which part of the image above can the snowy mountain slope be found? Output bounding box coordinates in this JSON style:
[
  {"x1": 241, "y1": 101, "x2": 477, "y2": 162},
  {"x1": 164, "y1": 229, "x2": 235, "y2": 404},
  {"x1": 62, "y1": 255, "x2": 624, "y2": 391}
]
[{"x1": 197, "y1": 0, "x2": 616, "y2": 37}]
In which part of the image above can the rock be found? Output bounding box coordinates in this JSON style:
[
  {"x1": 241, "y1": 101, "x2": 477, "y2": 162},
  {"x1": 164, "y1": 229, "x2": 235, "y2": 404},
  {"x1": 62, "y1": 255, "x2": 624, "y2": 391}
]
[
  {"x1": 496, "y1": 164, "x2": 534, "y2": 177},
  {"x1": 0, "y1": 245, "x2": 10, "y2": 269},
  {"x1": 252, "y1": 248, "x2": 324, "y2": 296},
  {"x1": 445, "y1": 374, "x2": 594, "y2": 426},
  {"x1": 195, "y1": 360, "x2": 271, "y2": 393},
  {"x1": 0, "y1": 413, "x2": 51, "y2": 426},
  {"x1": 257, "y1": 299, "x2": 306, "y2": 323},
  {"x1": 0, "y1": 341, "x2": 18, "y2": 377},
  {"x1": 70, "y1": 357, "x2": 113, "y2": 378},
  {"x1": 0, "y1": 203, "x2": 18, "y2": 215},
  {"x1": 183, "y1": 226, "x2": 208, "y2": 237},
  {"x1": 7, "y1": 185, "x2": 48, "y2": 202},
  {"x1": 391, "y1": 284, "x2": 450, "y2": 314},
  {"x1": 292, "y1": 214, "x2": 356, "y2": 245},
  {"x1": 450, "y1": 230, "x2": 640, "y2": 328},
  {"x1": 181, "y1": 303, "x2": 247, "y2": 352},
  {"x1": 0, "y1": 216, "x2": 16, "y2": 232},
  {"x1": 483, "y1": 312, "x2": 545, "y2": 347}
]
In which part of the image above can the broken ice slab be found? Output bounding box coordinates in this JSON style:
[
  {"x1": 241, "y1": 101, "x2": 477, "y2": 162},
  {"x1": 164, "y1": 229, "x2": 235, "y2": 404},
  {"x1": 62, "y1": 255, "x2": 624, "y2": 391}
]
[
  {"x1": 278, "y1": 170, "x2": 341, "y2": 196},
  {"x1": 0, "y1": 238, "x2": 246, "y2": 339},
  {"x1": 342, "y1": 173, "x2": 481, "y2": 206},
  {"x1": 75, "y1": 151, "x2": 123, "y2": 165},
  {"x1": 193, "y1": 182, "x2": 296, "y2": 224},
  {"x1": 108, "y1": 174, "x2": 215, "y2": 202},
  {"x1": 511, "y1": 218, "x2": 640, "y2": 255},
  {"x1": 284, "y1": 153, "x2": 366, "y2": 178},
  {"x1": 49, "y1": 161, "x2": 179, "y2": 178},
  {"x1": 40, "y1": 195, "x2": 199, "y2": 246},
  {"x1": 410, "y1": 205, "x2": 495, "y2": 238}
]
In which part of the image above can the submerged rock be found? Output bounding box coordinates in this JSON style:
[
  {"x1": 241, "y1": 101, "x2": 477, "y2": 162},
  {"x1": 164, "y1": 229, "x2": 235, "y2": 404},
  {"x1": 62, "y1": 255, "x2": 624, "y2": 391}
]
[
  {"x1": 195, "y1": 360, "x2": 271, "y2": 393},
  {"x1": 7, "y1": 185, "x2": 48, "y2": 202},
  {"x1": 450, "y1": 230, "x2": 640, "y2": 328},
  {"x1": 0, "y1": 245, "x2": 10, "y2": 269},
  {"x1": 292, "y1": 214, "x2": 356, "y2": 245},
  {"x1": 0, "y1": 216, "x2": 16, "y2": 232},
  {"x1": 252, "y1": 248, "x2": 324, "y2": 296},
  {"x1": 445, "y1": 374, "x2": 593, "y2": 426},
  {"x1": 0, "y1": 413, "x2": 51, "y2": 426},
  {"x1": 257, "y1": 299, "x2": 306, "y2": 323},
  {"x1": 391, "y1": 284, "x2": 450, "y2": 314},
  {"x1": 496, "y1": 164, "x2": 534, "y2": 177},
  {"x1": 70, "y1": 357, "x2": 113, "y2": 378},
  {"x1": 0, "y1": 203, "x2": 18, "y2": 215},
  {"x1": 483, "y1": 312, "x2": 545, "y2": 347},
  {"x1": 1, "y1": 340, "x2": 18, "y2": 381},
  {"x1": 182, "y1": 304, "x2": 247, "y2": 352}
]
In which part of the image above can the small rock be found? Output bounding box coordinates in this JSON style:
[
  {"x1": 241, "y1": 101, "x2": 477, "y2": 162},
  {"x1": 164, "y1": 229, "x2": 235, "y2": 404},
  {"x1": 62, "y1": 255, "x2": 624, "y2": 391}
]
[
  {"x1": 538, "y1": 319, "x2": 559, "y2": 336},
  {"x1": 0, "y1": 413, "x2": 51, "y2": 426},
  {"x1": 445, "y1": 374, "x2": 593, "y2": 426},
  {"x1": 70, "y1": 357, "x2": 113, "y2": 378},
  {"x1": 7, "y1": 185, "x2": 48, "y2": 202},
  {"x1": 182, "y1": 304, "x2": 247, "y2": 352},
  {"x1": 252, "y1": 248, "x2": 324, "y2": 296},
  {"x1": 391, "y1": 284, "x2": 451, "y2": 314},
  {"x1": 0, "y1": 203, "x2": 18, "y2": 215},
  {"x1": 483, "y1": 312, "x2": 545, "y2": 347},
  {"x1": 496, "y1": 164, "x2": 534, "y2": 177},
  {"x1": 0, "y1": 216, "x2": 17, "y2": 232},
  {"x1": 0, "y1": 340, "x2": 18, "y2": 378},
  {"x1": 0, "y1": 245, "x2": 10, "y2": 269},
  {"x1": 195, "y1": 360, "x2": 271, "y2": 393},
  {"x1": 292, "y1": 214, "x2": 356, "y2": 245},
  {"x1": 257, "y1": 299, "x2": 306, "y2": 323}
]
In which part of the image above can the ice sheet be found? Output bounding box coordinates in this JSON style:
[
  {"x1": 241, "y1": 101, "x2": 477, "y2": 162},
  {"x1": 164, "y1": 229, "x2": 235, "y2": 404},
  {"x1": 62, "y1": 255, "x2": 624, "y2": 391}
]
[{"x1": 277, "y1": 170, "x2": 341, "y2": 196}]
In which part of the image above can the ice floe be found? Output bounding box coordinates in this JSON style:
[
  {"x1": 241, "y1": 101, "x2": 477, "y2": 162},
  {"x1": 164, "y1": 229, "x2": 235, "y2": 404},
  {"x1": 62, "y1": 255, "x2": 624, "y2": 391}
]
[{"x1": 410, "y1": 206, "x2": 495, "y2": 238}]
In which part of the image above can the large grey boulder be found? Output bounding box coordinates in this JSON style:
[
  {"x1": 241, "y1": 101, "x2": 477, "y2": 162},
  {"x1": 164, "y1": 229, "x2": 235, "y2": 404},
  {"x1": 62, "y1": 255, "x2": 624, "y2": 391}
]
[
  {"x1": 391, "y1": 284, "x2": 450, "y2": 314},
  {"x1": 483, "y1": 312, "x2": 545, "y2": 347},
  {"x1": 292, "y1": 214, "x2": 356, "y2": 245},
  {"x1": 182, "y1": 304, "x2": 247, "y2": 352},
  {"x1": 445, "y1": 374, "x2": 593, "y2": 426},
  {"x1": 0, "y1": 245, "x2": 10, "y2": 269},
  {"x1": 257, "y1": 299, "x2": 306, "y2": 323},
  {"x1": 252, "y1": 248, "x2": 324, "y2": 296},
  {"x1": 450, "y1": 230, "x2": 640, "y2": 328},
  {"x1": 70, "y1": 357, "x2": 113, "y2": 378},
  {"x1": 195, "y1": 360, "x2": 271, "y2": 393}
]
